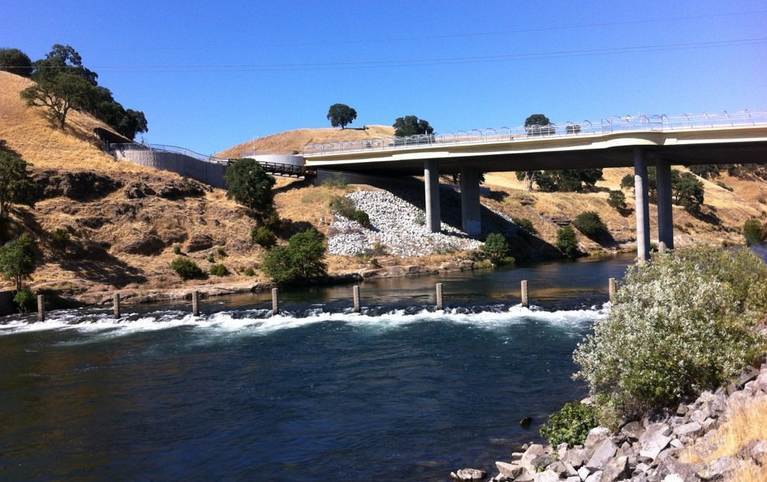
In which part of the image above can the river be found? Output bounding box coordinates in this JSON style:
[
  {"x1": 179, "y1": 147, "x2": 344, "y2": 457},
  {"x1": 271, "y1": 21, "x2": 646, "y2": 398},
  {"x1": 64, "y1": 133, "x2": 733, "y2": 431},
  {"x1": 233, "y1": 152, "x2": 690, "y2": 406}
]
[{"x1": 1, "y1": 254, "x2": 633, "y2": 481}]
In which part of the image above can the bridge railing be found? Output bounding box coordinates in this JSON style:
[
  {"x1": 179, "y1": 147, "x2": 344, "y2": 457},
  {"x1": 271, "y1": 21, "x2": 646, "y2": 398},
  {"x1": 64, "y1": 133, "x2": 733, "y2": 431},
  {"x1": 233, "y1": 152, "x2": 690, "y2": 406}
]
[{"x1": 304, "y1": 110, "x2": 767, "y2": 155}]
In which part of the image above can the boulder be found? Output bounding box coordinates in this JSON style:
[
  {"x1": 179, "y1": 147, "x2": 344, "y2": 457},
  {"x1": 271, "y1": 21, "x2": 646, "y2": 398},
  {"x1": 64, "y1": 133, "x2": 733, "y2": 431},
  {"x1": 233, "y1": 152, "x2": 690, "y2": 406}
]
[
  {"x1": 578, "y1": 466, "x2": 591, "y2": 481},
  {"x1": 696, "y1": 456, "x2": 738, "y2": 480},
  {"x1": 587, "y1": 439, "x2": 618, "y2": 471},
  {"x1": 739, "y1": 439, "x2": 767, "y2": 463},
  {"x1": 119, "y1": 234, "x2": 165, "y2": 256},
  {"x1": 639, "y1": 423, "x2": 672, "y2": 461},
  {"x1": 756, "y1": 371, "x2": 767, "y2": 392},
  {"x1": 157, "y1": 179, "x2": 206, "y2": 200},
  {"x1": 450, "y1": 468, "x2": 487, "y2": 481},
  {"x1": 125, "y1": 182, "x2": 156, "y2": 199},
  {"x1": 601, "y1": 456, "x2": 629, "y2": 482},
  {"x1": 621, "y1": 422, "x2": 643, "y2": 441},
  {"x1": 186, "y1": 234, "x2": 214, "y2": 252},
  {"x1": 520, "y1": 444, "x2": 547, "y2": 473},
  {"x1": 495, "y1": 462, "x2": 523, "y2": 479},
  {"x1": 562, "y1": 448, "x2": 589, "y2": 468},
  {"x1": 534, "y1": 470, "x2": 560, "y2": 482},
  {"x1": 35, "y1": 170, "x2": 122, "y2": 201},
  {"x1": 585, "y1": 427, "x2": 612, "y2": 449},
  {"x1": 673, "y1": 421, "x2": 702, "y2": 437},
  {"x1": 584, "y1": 470, "x2": 603, "y2": 482}
]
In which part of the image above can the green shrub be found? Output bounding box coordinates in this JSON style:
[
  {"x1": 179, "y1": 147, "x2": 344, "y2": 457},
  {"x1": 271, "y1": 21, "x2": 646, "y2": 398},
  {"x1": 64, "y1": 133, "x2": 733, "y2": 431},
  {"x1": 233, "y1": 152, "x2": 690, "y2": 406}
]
[
  {"x1": 50, "y1": 228, "x2": 70, "y2": 250},
  {"x1": 321, "y1": 173, "x2": 348, "y2": 188},
  {"x1": 217, "y1": 247, "x2": 227, "y2": 258},
  {"x1": 262, "y1": 229, "x2": 327, "y2": 284},
  {"x1": 243, "y1": 267, "x2": 256, "y2": 276},
  {"x1": 512, "y1": 217, "x2": 536, "y2": 234},
  {"x1": 607, "y1": 190, "x2": 626, "y2": 211},
  {"x1": 482, "y1": 233, "x2": 514, "y2": 265},
  {"x1": 251, "y1": 226, "x2": 277, "y2": 248},
  {"x1": 170, "y1": 257, "x2": 206, "y2": 280},
  {"x1": 329, "y1": 196, "x2": 372, "y2": 228},
  {"x1": 574, "y1": 247, "x2": 767, "y2": 420},
  {"x1": 556, "y1": 226, "x2": 578, "y2": 258},
  {"x1": 224, "y1": 158, "x2": 276, "y2": 217},
  {"x1": 539, "y1": 402, "x2": 598, "y2": 447},
  {"x1": 173, "y1": 244, "x2": 182, "y2": 255},
  {"x1": 620, "y1": 174, "x2": 634, "y2": 190},
  {"x1": 13, "y1": 287, "x2": 35, "y2": 313},
  {"x1": 0, "y1": 233, "x2": 37, "y2": 290},
  {"x1": 206, "y1": 253, "x2": 215, "y2": 263},
  {"x1": 573, "y1": 211, "x2": 608, "y2": 239},
  {"x1": 743, "y1": 219, "x2": 764, "y2": 246},
  {"x1": 209, "y1": 264, "x2": 229, "y2": 276}
]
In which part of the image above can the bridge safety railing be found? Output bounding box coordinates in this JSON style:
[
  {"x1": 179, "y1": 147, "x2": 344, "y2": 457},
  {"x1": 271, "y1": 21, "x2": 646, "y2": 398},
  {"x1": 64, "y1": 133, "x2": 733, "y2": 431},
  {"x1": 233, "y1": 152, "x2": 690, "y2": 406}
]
[{"x1": 303, "y1": 110, "x2": 767, "y2": 155}]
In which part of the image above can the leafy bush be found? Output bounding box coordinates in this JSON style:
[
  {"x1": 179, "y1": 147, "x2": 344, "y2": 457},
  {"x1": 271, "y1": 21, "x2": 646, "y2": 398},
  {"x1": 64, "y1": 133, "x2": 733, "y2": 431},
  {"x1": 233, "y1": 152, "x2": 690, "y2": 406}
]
[
  {"x1": 224, "y1": 158, "x2": 276, "y2": 217},
  {"x1": 573, "y1": 211, "x2": 608, "y2": 240},
  {"x1": 209, "y1": 264, "x2": 229, "y2": 276},
  {"x1": 556, "y1": 226, "x2": 578, "y2": 259},
  {"x1": 13, "y1": 287, "x2": 35, "y2": 313},
  {"x1": 607, "y1": 190, "x2": 626, "y2": 211},
  {"x1": 0, "y1": 233, "x2": 37, "y2": 290},
  {"x1": 743, "y1": 219, "x2": 765, "y2": 246},
  {"x1": 620, "y1": 174, "x2": 634, "y2": 190},
  {"x1": 512, "y1": 217, "x2": 536, "y2": 234},
  {"x1": 251, "y1": 226, "x2": 277, "y2": 248},
  {"x1": 262, "y1": 229, "x2": 327, "y2": 284},
  {"x1": 673, "y1": 172, "x2": 705, "y2": 212},
  {"x1": 329, "y1": 196, "x2": 372, "y2": 228},
  {"x1": 482, "y1": 233, "x2": 514, "y2": 265},
  {"x1": 172, "y1": 244, "x2": 182, "y2": 255},
  {"x1": 574, "y1": 247, "x2": 767, "y2": 420},
  {"x1": 243, "y1": 267, "x2": 256, "y2": 277},
  {"x1": 539, "y1": 402, "x2": 598, "y2": 447},
  {"x1": 50, "y1": 228, "x2": 70, "y2": 250},
  {"x1": 689, "y1": 164, "x2": 720, "y2": 179},
  {"x1": 206, "y1": 253, "x2": 215, "y2": 263},
  {"x1": 170, "y1": 257, "x2": 206, "y2": 280}
]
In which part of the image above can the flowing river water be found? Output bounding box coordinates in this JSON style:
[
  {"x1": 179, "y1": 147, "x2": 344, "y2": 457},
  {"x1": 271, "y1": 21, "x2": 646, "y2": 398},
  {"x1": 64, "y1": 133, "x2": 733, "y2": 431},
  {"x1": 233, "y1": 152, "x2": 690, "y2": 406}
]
[{"x1": 1, "y1": 254, "x2": 635, "y2": 481}]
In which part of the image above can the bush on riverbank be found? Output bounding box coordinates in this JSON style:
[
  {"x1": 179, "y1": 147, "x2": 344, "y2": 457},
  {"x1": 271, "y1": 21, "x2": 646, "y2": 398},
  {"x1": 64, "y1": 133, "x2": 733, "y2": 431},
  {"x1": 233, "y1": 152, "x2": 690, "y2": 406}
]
[
  {"x1": 539, "y1": 401, "x2": 597, "y2": 447},
  {"x1": 481, "y1": 233, "x2": 514, "y2": 266},
  {"x1": 251, "y1": 226, "x2": 277, "y2": 248},
  {"x1": 574, "y1": 247, "x2": 767, "y2": 422},
  {"x1": 262, "y1": 228, "x2": 327, "y2": 284},
  {"x1": 573, "y1": 211, "x2": 608, "y2": 240},
  {"x1": 556, "y1": 226, "x2": 579, "y2": 258},
  {"x1": 743, "y1": 219, "x2": 765, "y2": 246},
  {"x1": 170, "y1": 257, "x2": 206, "y2": 280}
]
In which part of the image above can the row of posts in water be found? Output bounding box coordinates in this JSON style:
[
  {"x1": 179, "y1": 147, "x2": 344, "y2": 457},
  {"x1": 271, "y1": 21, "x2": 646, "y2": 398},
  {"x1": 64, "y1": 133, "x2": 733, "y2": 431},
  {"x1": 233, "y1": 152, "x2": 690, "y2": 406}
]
[{"x1": 34, "y1": 278, "x2": 619, "y2": 321}]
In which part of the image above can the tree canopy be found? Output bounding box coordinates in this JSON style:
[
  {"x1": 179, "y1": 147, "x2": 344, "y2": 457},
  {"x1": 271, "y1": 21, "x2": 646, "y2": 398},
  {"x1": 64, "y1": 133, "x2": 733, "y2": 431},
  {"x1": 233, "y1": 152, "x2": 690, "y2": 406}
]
[
  {"x1": 393, "y1": 115, "x2": 434, "y2": 137},
  {"x1": 0, "y1": 142, "x2": 36, "y2": 218},
  {"x1": 516, "y1": 168, "x2": 603, "y2": 192},
  {"x1": 19, "y1": 44, "x2": 148, "y2": 139},
  {"x1": 0, "y1": 48, "x2": 33, "y2": 77},
  {"x1": 326, "y1": 103, "x2": 357, "y2": 129},
  {"x1": 224, "y1": 158, "x2": 276, "y2": 217},
  {"x1": 524, "y1": 113, "x2": 555, "y2": 136},
  {"x1": 0, "y1": 234, "x2": 37, "y2": 291},
  {"x1": 262, "y1": 229, "x2": 327, "y2": 284}
]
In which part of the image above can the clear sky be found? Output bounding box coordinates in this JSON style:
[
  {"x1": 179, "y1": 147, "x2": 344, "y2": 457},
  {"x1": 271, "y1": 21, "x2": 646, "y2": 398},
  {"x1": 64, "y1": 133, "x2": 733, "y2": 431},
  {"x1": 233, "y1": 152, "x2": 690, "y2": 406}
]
[{"x1": 3, "y1": 0, "x2": 766, "y2": 154}]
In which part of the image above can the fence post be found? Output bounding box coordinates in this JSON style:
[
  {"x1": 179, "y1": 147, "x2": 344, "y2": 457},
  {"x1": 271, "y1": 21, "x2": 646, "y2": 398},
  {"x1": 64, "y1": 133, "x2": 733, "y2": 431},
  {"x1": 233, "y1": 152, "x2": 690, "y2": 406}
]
[
  {"x1": 37, "y1": 294, "x2": 45, "y2": 322},
  {"x1": 192, "y1": 291, "x2": 200, "y2": 316},
  {"x1": 113, "y1": 293, "x2": 121, "y2": 318},
  {"x1": 435, "y1": 283, "x2": 444, "y2": 310},
  {"x1": 352, "y1": 285, "x2": 361, "y2": 313},
  {"x1": 271, "y1": 288, "x2": 279, "y2": 316},
  {"x1": 608, "y1": 278, "x2": 617, "y2": 303},
  {"x1": 520, "y1": 280, "x2": 529, "y2": 307}
]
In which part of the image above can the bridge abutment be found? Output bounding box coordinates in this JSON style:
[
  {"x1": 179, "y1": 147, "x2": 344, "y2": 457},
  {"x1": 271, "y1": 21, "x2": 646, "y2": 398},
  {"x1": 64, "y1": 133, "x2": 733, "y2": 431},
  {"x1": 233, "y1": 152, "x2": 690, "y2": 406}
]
[
  {"x1": 633, "y1": 148, "x2": 651, "y2": 262},
  {"x1": 424, "y1": 160, "x2": 441, "y2": 233},
  {"x1": 459, "y1": 168, "x2": 482, "y2": 237},
  {"x1": 655, "y1": 159, "x2": 674, "y2": 250}
]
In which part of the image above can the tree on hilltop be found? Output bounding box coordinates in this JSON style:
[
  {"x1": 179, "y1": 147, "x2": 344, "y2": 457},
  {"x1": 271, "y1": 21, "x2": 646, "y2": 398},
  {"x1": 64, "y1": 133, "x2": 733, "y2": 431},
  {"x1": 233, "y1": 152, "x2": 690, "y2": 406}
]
[
  {"x1": 0, "y1": 48, "x2": 33, "y2": 77},
  {"x1": 327, "y1": 104, "x2": 357, "y2": 129},
  {"x1": 393, "y1": 115, "x2": 434, "y2": 137}
]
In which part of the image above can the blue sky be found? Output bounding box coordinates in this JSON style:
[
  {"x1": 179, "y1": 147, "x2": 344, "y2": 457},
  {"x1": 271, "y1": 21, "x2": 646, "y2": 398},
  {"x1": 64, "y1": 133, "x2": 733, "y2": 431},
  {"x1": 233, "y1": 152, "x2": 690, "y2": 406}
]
[{"x1": 3, "y1": 0, "x2": 766, "y2": 154}]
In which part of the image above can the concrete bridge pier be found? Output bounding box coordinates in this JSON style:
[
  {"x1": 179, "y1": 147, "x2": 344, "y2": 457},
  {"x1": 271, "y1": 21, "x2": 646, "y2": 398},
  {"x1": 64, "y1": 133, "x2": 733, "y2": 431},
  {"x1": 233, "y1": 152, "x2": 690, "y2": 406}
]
[
  {"x1": 633, "y1": 148, "x2": 651, "y2": 262},
  {"x1": 424, "y1": 159, "x2": 441, "y2": 233},
  {"x1": 655, "y1": 159, "x2": 674, "y2": 250},
  {"x1": 459, "y1": 168, "x2": 482, "y2": 237}
]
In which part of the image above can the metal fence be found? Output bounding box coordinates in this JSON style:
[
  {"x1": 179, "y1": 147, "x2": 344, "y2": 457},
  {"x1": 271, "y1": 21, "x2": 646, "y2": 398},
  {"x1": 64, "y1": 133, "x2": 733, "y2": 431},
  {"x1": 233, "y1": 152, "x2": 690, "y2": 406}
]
[{"x1": 304, "y1": 110, "x2": 767, "y2": 155}]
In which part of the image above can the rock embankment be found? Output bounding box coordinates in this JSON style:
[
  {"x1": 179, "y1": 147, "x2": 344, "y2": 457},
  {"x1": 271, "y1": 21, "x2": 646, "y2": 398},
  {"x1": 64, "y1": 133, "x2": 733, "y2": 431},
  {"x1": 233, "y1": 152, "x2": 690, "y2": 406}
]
[
  {"x1": 327, "y1": 191, "x2": 483, "y2": 256},
  {"x1": 451, "y1": 363, "x2": 767, "y2": 482}
]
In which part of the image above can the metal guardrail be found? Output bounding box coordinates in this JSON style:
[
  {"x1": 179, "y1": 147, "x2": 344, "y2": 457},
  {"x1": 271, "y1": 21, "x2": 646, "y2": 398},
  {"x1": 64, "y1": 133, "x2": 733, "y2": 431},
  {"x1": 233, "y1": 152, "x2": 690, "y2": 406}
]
[{"x1": 303, "y1": 110, "x2": 767, "y2": 155}]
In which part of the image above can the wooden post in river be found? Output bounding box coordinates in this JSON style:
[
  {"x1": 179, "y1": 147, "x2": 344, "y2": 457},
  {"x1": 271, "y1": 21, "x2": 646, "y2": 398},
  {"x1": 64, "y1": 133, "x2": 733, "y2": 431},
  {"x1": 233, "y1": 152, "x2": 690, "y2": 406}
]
[
  {"x1": 271, "y1": 288, "x2": 279, "y2": 316},
  {"x1": 435, "y1": 283, "x2": 444, "y2": 310},
  {"x1": 113, "y1": 293, "x2": 121, "y2": 318},
  {"x1": 37, "y1": 294, "x2": 45, "y2": 322},
  {"x1": 191, "y1": 291, "x2": 200, "y2": 316},
  {"x1": 520, "y1": 280, "x2": 529, "y2": 307},
  {"x1": 608, "y1": 278, "x2": 617, "y2": 303},
  {"x1": 352, "y1": 285, "x2": 361, "y2": 313}
]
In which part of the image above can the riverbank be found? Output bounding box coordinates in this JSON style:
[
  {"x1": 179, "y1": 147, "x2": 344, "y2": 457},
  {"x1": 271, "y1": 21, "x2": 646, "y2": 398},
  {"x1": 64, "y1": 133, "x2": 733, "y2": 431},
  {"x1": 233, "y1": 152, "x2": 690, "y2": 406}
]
[{"x1": 452, "y1": 361, "x2": 767, "y2": 482}]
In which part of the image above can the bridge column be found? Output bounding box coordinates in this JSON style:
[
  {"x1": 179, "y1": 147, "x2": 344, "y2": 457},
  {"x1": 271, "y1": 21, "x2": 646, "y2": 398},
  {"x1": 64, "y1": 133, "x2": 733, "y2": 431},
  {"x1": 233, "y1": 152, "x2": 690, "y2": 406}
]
[
  {"x1": 655, "y1": 159, "x2": 674, "y2": 250},
  {"x1": 424, "y1": 159, "x2": 441, "y2": 233},
  {"x1": 633, "y1": 148, "x2": 651, "y2": 262},
  {"x1": 460, "y1": 168, "x2": 482, "y2": 237}
]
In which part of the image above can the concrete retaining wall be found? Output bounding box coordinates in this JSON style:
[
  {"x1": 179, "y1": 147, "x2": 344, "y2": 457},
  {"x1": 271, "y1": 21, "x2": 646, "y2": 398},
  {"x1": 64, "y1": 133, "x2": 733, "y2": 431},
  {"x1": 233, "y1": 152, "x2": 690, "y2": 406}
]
[{"x1": 112, "y1": 147, "x2": 228, "y2": 188}]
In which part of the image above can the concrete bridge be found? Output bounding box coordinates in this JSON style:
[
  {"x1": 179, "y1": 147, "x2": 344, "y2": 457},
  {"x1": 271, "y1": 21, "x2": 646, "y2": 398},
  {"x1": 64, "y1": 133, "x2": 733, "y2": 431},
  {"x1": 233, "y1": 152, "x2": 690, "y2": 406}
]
[{"x1": 303, "y1": 111, "x2": 767, "y2": 261}]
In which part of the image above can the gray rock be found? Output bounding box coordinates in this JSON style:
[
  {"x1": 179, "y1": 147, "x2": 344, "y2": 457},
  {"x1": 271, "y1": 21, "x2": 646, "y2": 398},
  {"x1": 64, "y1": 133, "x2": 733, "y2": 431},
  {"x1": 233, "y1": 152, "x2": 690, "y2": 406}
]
[
  {"x1": 564, "y1": 462, "x2": 580, "y2": 477},
  {"x1": 562, "y1": 448, "x2": 589, "y2": 468},
  {"x1": 515, "y1": 469, "x2": 535, "y2": 482},
  {"x1": 451, "y1": 468, "x2": 487, "y2": 481},
  {"x1": 530, "y1": 454, "x2": 555, "y2": 471},
  {"x1": 495, "y1": 462, "x2": 523, "y2": 479},
  {"x1": 578, "y1": 466, "x2": 591, "y2": 480},
  {"x1": 520, "y1": 444, "x2": 547, "y2": 473},
  {"x1": 639, "y1": 423, "x2": 672, "y2": 461},
  {"x1": 566, "y1": 477, "x2": 581, "y2": 482},
  {"x1": 662, "y1": 475, "x2": 684, "y2": 482},
  {"x1": 586, "y1": 427, "x2": 612, "y2": 449},
  {"x1": 696, "y1": 456, "x2": 738, "y2": 480},
  {"x1": 186, "y1": 233, "x2": 214, "y2": 252},
  {"x1": 585, "y1": 470, "x2": 603, "y2": 482},
  {"x1": 756, "y1": 370, "x2": 767, "y2": 392},
  {"x1": 601, "y1": 456, "x2": 629, "y2": 482},
  {"x1": 675, "y1": 404, "x2": 688, "y2": 416},
  {"x1": 587, "y1": 439, "x2": 618, "y2": 471},
  {"x1": 669, "y1": 439, "x2": 683, "y2": 449},
  {"x1": 621, "y1": 422, "x2": 643, "y2": 441},
  {"x1": 534, "y1": 470, "x2": 560, "y2": 482},
  {"x1": 673, "y1": 421, "x2": 702, "y2": 437},
  {"x1": 548, "y1": 461, "x2": 568, "y2": 476},
  {"x1": 739, "y1": 439, "x2": 767, "y2": 463}
]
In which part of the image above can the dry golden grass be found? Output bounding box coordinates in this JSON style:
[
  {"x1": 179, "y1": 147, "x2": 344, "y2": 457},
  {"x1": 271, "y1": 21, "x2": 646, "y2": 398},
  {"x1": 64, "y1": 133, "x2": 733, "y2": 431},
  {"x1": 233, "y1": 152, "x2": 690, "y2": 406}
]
[
  {"x1": 681, "y1": 398, "x2": 767, "y2": 481},
  {"x1": 217, "y1": 125, "x2": 394, "y2": 157}
]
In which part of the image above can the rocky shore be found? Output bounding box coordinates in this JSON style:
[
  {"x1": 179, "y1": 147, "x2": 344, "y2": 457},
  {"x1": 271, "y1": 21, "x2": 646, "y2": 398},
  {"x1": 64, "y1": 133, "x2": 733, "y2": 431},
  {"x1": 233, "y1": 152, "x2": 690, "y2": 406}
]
[{"x1": 451, "y1": 362, "x2": 767, "y2": 482}]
